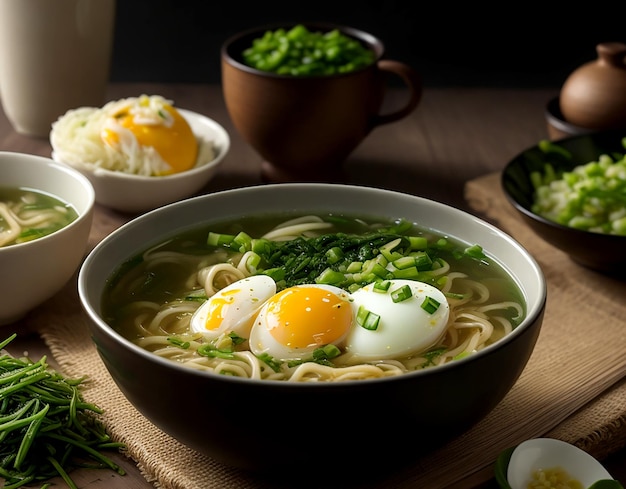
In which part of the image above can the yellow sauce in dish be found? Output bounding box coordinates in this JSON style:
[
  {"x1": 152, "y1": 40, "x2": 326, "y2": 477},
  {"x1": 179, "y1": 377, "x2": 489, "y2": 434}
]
[{"x1": 528, "y1": 467, "x2": 584, "y2": 489}]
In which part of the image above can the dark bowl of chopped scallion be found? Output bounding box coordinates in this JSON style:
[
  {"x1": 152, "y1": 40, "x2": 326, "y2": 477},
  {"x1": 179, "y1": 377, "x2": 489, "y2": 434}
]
[
  {"x1": 220, "y1": 23, "x2": 422, "y2": 183},
  {"x1": 502, "y1": 129, "x2": 626, "y2": 275}
]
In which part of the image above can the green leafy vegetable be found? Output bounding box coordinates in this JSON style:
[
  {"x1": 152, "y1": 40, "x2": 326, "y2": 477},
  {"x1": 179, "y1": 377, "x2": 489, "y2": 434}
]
[
  {"x1": 588, "y1": 480, "x2": 625, "y2": 489},
  {"x1": 205, "y1": 219, "x2": 489, "y2": 292},
  {"x1": 0, "y1": 333, "x2": 126, "y2": 489},
  {"x1": 242, "y1": 24, "x2": 376, "y2": 76},
  {"x1": 493, "y1": 446, "x2": 514, "y2": 489}
]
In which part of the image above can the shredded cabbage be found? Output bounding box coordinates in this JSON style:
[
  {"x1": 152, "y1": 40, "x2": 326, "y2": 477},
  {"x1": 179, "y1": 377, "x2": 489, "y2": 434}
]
[{"x1": 50, "y1": 95, "x2": 214, "y2": 176}]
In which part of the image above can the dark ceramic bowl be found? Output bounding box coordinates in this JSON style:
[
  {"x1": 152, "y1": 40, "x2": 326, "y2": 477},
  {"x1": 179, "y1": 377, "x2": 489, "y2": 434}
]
[
  {"x1": 502, "y1": 129, "x2": 626, "y2": 274},
  {"x1": 78, "y1": 184, "x2": 545, "y2": 481}
]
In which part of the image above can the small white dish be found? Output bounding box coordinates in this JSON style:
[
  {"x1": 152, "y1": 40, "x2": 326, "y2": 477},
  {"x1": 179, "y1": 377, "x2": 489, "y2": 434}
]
[
  {"x1": 52, "y1": 108, "x2": 230, "y2": 214},
  {"x1": 503, "y1": 438, "x2": 619, "y2": 489}
]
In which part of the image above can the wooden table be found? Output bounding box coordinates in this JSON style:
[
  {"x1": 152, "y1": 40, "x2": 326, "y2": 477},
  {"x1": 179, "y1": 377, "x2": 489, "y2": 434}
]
[{"x1": 2, "y1": 82, "x2": 625, "y2": 488}]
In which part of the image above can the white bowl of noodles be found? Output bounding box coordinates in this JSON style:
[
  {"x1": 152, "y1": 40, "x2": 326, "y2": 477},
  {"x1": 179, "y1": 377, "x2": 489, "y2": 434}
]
[
  {"x1": 0, "y1": 152, "x2": 95, "y2": 325},
  {"x1": 50, "y1": 95, "x2": 230, "y2": 214},
  {"x1": 77, "y1": 183, "x2": 546, "y2": 479}
]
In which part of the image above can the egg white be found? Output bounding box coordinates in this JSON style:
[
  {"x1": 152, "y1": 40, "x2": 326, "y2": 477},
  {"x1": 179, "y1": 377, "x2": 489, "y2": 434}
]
[
  {"x1": 344, "y1": 279, "x2": 449, "y2": 360},
  {"x1": 189, "y1": 275, "x2": 276, "y2": 339}
]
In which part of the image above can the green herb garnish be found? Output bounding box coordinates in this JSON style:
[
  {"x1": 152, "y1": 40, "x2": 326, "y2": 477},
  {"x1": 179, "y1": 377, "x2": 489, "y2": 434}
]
[{"x1": 0, "y1": 334, "x2": 126, "y2": 488}]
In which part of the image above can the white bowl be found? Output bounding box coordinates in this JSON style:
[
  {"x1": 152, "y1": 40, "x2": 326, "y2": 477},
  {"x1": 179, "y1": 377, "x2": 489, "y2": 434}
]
[
  {"x1": 507, "y1": 438, "x2": 615, "y2": 489},
  {"x1": 52, "y1": 109, "x2": 230, "y2": 214},
  {"x1": 0, "y1": 152, "x2": 95, "y2": 325}
]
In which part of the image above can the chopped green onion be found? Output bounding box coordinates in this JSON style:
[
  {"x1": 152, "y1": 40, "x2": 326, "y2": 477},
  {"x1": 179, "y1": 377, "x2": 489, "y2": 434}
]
[
  {"x1": 361, "y1": 257, "x2": 388, "y2": 278},
  {"x1": 227, "y1": 332, "x2": 246, "y2": 345},
  {"x1": 197, "y1": 344, "x2": 235, "y2": 359},
  {"x1": 242, "y1": 24, "x2": 375, "y2": 76},
  {"x1": 435, "y1": 238, "x2": 449, "y2": 249},
  {"x1": 184, "y1": 289, "x2": 208, "y2": 302},
  {"x1": 251, "y1": 238, "x2": 272, "y2": 255},
  {"x1": 412, "y1": 252, "x2": 433, "y2": 270},
  {"x1": 312, "y1": 344, "x2": 341, "y2": 361},
  {"x1": 244, "y1": 252, "x2": 261, "y2": 274},
  {"x1": 444, "y1": 291, "x2": 465, "y2": 300},
  {"x1": 262, "y1": 268, "x2": 285, "y2": 282},
  {"x1": 257, "y1": 353, "x2": 283, "y2": 372},
  {"x1": 421, "y1": 296, "x2": 441, "y2": 314},
  {"x1": 379, "y1": 238, "x2": 403, "y2": 261},
  {"x1": 346, "y1": 261, "x2": 363, "y2": 273},
  {"x1": 391, "y1": 266, "x2": 419, "y2": 280},
  {"x1": 316, "y1": 268, "x2": 345, "y2": 285},
  {"x1": 233, "y1": 231, "x2": 253, "y2": 252},
  {"x1": 167, "y1": 337, "x2": 190, "y2": 349},
  {"x1": 531, "y1": 148, "x2": 626, "y2": 236},
  {"x1": 207, "y1": 232, "x2": 235, "y2": 247},
  {"x1": 356, "y1": 305, "x2": 380, "y2": 330},
  {"x1": 391, "y1": 284, "x2": 413, "y2": 303},
  {"x1": 408, "y1": 236, "x2": 428, "y2": 250},
  {"x1": 392, "y1": 256, "x2": 416, "y2": 270},
  {"x1": 464, "y1": 244, "x2": 486, "y2": 260},
  {"x1": 373, "y1": 280, "x2": 391, "y2": 293},
  {"x1": 421, "y1": 347, "x2": 447, "y2": 367},
  {"x1": 539, "y1": 139, "x2": 572, "y2": 159},
  {"x1": 370, "y1": 262, "x2": 389, "y2": 278},
  {"x1": 325, "y1": 246, "x2": 344, "y2": 264},
  {"x1": 530, "y1": 170, "x2": 543, "y2": 190},
  {"x1": 347, "y1": 283, "x2": 362, "y2": 293},
  {"x1": 453, "y1": 351, "x2": 472, "y2": 360},
  {"x1": 385, "y1": 219, "x2": 413, "y2": 234}
]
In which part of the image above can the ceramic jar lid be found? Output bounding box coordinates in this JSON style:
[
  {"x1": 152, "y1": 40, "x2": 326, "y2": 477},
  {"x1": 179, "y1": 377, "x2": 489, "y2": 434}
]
[{"x1": 559, "y1": 42, "x2": 626, "y2": 130}]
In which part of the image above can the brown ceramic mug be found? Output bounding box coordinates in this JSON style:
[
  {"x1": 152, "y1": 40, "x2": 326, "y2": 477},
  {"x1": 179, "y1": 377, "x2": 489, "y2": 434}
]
[{"x1": 221, "y1": 23, "x2": 422, "y2": 183}]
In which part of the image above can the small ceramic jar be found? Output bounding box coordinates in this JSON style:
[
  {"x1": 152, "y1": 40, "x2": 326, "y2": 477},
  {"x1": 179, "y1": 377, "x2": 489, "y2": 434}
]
[{"x1": 559, "y1": 42, "x2": 626, "y2": 130}]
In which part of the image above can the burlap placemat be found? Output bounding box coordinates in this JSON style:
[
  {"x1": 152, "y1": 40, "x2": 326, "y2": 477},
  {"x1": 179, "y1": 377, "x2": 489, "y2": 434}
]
[{"x1": 29, "y1": 172, "x2": 626, "y2": 489}]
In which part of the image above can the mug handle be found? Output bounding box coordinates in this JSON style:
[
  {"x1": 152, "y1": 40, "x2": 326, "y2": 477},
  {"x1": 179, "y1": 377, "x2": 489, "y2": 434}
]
[{"x1": 372, "y1": 60, "x2": 423, "y2": 127}]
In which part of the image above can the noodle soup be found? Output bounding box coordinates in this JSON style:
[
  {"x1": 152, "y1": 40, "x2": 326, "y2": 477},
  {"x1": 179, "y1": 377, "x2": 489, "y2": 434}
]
[
  {"x1": 102, "y1": 213, "x2": 526, "y2": 382},
  {"x1": 0, "y1": 187, "x2": 79, "y2": 248}
]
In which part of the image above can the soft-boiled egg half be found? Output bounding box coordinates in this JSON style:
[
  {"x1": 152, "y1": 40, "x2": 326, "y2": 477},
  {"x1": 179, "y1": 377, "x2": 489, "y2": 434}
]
[
  {"x1": 100, "y1": 94, "x2": 198, "y2": 175},
  {"x1": 190, "y1": 275, "x2": 277, "y2": 339},
  {"x1": 50, "y1": 94, "x2": 203, "y2": 177},
  {"x1": 249, "y1": 284, "x2": 354, "y2": 361},
  {"x1": 189, "y1": 276, "x2": 450, "y2": 363},
  {"x1": 345, "y1": 279, "x2": 449, "y2": 360}
]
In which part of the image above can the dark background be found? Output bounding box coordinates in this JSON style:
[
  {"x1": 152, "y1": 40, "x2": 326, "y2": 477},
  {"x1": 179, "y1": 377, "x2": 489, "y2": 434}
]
[{"x1": 110, "y1": 1, "x2": 626, "y2": 89}]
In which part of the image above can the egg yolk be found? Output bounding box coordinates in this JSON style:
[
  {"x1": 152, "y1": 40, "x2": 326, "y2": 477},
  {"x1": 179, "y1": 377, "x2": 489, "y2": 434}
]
[
  {"x1": 101, "y1": 104, "x2": 198, "y2": 175},
  {"x1": 202, "y1": 290, "x2": 240, "y2": 331},
  {"x1": 262, "y1": 287, "x2": 353, "y2": 349}
]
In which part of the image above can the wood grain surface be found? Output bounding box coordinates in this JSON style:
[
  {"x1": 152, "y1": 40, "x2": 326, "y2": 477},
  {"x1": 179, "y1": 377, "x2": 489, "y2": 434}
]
[{"x1": 2, "y1": 83, "x2": 625, "y2": 488}]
